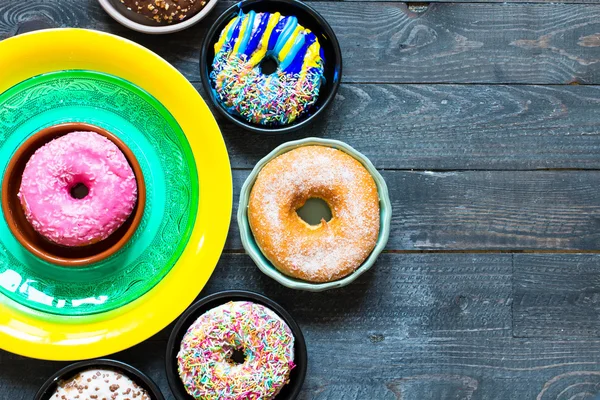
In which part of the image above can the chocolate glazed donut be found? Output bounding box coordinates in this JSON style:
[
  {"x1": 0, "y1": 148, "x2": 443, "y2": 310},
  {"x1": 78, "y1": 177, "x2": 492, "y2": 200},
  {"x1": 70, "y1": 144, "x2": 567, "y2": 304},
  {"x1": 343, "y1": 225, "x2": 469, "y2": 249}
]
[{"x1": 117, "y1": 0, "x2": 207, "y2": 24}]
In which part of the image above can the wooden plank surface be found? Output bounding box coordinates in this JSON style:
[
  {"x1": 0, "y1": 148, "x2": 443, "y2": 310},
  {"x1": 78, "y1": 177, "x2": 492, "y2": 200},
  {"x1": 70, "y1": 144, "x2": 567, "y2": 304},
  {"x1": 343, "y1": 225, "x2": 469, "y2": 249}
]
[
  {"x1": 148, "y1": 253, "x2": 513, "y2": 343},
  {"x1": 207, "y1": 83, "x2": 600, "y2": 170},
  {"x1": 353, "y1": 0, "x2": 600, "y2": 3},
  {"x1": 2, "y1": 1, "x2": 600, "y2": 84},
  {"x1": 514, "y1": 254, "x2": 600, "y2": 338},
  {"x1": 318, "y1": 2, "x2": 600, "y2": 84},
  {"x1": 4, "y1": 253, "x2": 600, "y2": 400},
  {"x1": 10, "y1": 335, "x2": 600, "y2": 400},
  {"x1": 2, "y1": 0, "x2": 600, "y2": 398},
  {"x1": 225, "y1": 170, "x2": 600, "y2": 251},
  {"x1": 0, "y1": 253, "x2": 513, "y2": 399}
]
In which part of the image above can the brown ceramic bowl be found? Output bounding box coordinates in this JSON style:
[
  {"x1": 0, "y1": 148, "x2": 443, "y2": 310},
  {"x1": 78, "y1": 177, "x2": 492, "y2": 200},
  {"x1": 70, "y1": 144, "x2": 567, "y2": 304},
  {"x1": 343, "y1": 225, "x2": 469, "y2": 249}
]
[{"x1": 1, "y1": 123, "x2": 146, "y2": 267}]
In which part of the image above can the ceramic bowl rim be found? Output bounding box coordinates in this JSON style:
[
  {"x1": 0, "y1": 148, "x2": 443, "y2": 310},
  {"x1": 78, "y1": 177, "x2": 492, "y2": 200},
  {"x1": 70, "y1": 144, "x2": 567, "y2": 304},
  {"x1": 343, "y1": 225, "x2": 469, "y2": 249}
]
[
  {"x1": 165, "y1": 290, "x2": 307, "y2": 400},
  {"x1": 98, "y1": 0, "x2": 220, "y2": 34},
  {"x1": 34, "y1": 358, "x2": 165, "y2": 400},
  {"x1": 199, "y1": 0, "x2": 343, "y2": 134},
  {"x1": 237, "y1": 137, "x2": 392, "y2": 291}
]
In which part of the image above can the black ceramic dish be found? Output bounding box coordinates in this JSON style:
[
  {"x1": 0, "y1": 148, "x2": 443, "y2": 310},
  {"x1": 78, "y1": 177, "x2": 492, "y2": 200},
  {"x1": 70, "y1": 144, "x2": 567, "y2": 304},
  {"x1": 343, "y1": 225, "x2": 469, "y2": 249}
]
[
  {"x1": 35, "y1": 359, "x2": 164, "y2": 400},
  {"x1": 200, "y1": 0, "x2": 342, "y2": 134},
  {"x1": 166, "y1": 290, "x2": 308, "y2": 400}
]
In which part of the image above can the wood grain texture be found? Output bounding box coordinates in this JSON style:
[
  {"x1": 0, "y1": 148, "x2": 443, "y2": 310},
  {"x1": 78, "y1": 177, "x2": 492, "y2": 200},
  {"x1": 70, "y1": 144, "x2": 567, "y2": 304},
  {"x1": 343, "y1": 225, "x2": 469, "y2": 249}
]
[
  {"x1": 9, "y1": 337, "x2": 600, "y2": 400},
  {"x1": 0, "y1": 253, "x2": 513, "y2": 399},
  {"x1": 151, "y1": 253, "x2": 512, "y2": 342},
  {"x1": 226, "y1": 170, "x2": 600, "y2": 251},
  {"x1": 333, "y1": 2, "x2": 600, "y2": 84},
  {"x1": 4, "y1": 254, "x2": 600, "y2": 400},
  {"x1": 318, "y1": 2, "x2": 600, "y2": 84},
  {"x1": 2, "y1": 1, "x2": 600, "y2": 84},
  {"x1": 199, "y1": 83, "x2": 600, "y2": 170},
  {"x1": 514, "y1": 254, "x2": 600, "y2": 338},
  {"x1": 2, "y1": 1, "x2": 600, "y2": 399},
  {"x1": 0, "y1": 253, "x2": 511, "y2": 399},
  {"x1": 368, "y1": 0, "x2": 600, "y2": 3}
]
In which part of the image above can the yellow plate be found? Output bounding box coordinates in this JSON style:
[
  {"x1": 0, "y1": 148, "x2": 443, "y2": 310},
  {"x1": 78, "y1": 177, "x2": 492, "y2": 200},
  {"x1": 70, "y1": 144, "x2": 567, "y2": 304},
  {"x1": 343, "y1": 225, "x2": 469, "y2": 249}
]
[{"x1": 0, "y1": 29, "x2": 232, "y2": 360}]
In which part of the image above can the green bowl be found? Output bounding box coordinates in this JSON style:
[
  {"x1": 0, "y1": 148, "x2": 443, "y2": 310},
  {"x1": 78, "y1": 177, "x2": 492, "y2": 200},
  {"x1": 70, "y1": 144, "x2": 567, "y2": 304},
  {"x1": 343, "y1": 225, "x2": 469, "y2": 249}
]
[
  {"x1": 238, "y1": 137, "x2": 392, "y2": 291},
  {"x1": 0, "y1": 70, "x2": 198, "y2": 316}
]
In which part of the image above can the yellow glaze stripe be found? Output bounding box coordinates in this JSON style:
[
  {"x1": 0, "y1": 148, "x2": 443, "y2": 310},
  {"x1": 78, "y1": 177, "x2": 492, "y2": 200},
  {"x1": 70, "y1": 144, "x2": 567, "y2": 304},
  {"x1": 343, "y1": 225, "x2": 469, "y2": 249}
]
[
  {"x1": 277, "y1": 25, "x2": 304, "y2": 62},
  {"x1": 299, "y1": 41, "x2": 322, "y2": 81},
  {"x1": 214, "y1": 18, "x2": 237, "y2": 54},
  {"x1": 232, "y1": 13, "x2": 251, "y2": 54},
  {"x1": 247, "y1": 12, "x2": 281, "y2": 66}
]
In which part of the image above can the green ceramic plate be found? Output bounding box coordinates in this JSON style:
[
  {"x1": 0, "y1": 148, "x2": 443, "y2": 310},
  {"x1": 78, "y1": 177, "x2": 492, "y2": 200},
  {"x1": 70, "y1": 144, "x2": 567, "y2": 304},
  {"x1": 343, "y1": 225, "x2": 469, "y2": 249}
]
[
  {"x1": 0, "y1": 70, "x2": 198, "y2": 316},
  {"x1": 237, "y1": 137, "x2": 392, "y2": 292}
]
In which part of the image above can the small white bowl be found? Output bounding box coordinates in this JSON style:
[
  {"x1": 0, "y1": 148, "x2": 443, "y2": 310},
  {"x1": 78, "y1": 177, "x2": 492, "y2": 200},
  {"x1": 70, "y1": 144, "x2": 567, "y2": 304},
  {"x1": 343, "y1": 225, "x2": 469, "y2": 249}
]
[
  {"x1": 238, "y1": 138, "x2": 392, "y2": 292},
  {"x1": 98, "y1": 0, "x2": 219, "y2": 34}
]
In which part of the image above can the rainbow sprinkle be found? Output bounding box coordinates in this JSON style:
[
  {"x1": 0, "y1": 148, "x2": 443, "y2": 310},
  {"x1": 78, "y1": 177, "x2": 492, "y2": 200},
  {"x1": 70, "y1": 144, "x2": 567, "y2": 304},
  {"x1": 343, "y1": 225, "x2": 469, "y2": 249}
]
[
  {"x1": 210, "y1": 10, "x2": 325, "y2": 126},
  {"x1": 177, "y1": 301, "x2": 296, "y2": 400}
]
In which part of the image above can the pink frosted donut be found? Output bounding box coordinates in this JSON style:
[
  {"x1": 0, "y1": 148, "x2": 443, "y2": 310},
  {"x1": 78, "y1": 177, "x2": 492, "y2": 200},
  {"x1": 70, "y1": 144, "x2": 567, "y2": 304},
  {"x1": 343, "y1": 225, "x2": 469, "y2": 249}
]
[{"x1": 18, "y1": 131, "x2": 138, "y2": 247}]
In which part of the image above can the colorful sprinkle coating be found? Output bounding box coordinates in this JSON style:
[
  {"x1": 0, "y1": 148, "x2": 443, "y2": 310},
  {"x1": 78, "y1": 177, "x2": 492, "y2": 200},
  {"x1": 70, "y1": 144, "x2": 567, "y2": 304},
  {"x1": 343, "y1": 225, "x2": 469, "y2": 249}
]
[
  {"x1": 211, "y1": 10, "x2": 325, "y2": 126},
  {"x1": 177, "y1": 301, "x2": 296, "y2": 400}
]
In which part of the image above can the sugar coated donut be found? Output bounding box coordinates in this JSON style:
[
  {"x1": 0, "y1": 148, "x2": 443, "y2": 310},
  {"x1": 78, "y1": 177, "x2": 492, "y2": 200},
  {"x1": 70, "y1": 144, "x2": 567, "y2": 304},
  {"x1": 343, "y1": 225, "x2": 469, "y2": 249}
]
[
  {"x1": 18, "y1": 131, "x2": 138, "y2": 247},
  {"x1": 211, "y1": 10, "x2": 325, "y2": 126},
  {"x1": 177, "y1": 301, "x2": 295, "y2": 400},
  {"x1": 248, "y1": 146, "x2": 380, "y2": 283},
  {"x1": 51, "y1": 368, "x2": 150, "y2": 400}
]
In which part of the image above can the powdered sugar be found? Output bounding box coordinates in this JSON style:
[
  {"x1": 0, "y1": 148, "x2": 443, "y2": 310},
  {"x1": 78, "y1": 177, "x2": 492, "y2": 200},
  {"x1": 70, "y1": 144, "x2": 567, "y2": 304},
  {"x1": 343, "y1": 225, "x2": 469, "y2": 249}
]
[{"x1": 248, "y1": 146, "x2": 380, "y2": 282}]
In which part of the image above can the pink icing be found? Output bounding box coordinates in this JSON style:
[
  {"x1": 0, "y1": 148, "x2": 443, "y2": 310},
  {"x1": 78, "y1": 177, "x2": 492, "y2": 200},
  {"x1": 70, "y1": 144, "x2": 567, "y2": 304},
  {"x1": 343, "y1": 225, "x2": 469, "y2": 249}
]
[{"x1": 18, "y1": 131, "x2": 138, "y2": 247}]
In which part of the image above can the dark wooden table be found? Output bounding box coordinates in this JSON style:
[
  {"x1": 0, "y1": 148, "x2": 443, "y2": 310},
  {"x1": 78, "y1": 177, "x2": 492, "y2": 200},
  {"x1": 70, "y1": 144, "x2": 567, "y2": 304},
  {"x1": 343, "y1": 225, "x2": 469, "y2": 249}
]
[{"x1": 2, "y1": 0, "x2": 600, "y2": 398}]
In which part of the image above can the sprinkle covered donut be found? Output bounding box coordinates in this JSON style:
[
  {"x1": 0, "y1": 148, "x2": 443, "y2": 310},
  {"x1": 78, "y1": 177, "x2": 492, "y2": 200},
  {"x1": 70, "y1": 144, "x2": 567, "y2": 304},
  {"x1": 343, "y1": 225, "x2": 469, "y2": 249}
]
[
  {"x1": 177, "y1": 301, "x2": 295, "y2": 400},
  {"x1": 117, "y1": 0, "x2": 208, "y2": 25},
  {"x1": 211, "y1": 10, "x2": 325, "y2": 126},
  {"x1": 50, "y1": 368, "x2": 150, "y2": 400},
  {"x1": 248, "y1": 146, "x2": 380, "y2": 283},
  {"x1": 18, "y1": 131, "x2": 138, "y2": 247}
]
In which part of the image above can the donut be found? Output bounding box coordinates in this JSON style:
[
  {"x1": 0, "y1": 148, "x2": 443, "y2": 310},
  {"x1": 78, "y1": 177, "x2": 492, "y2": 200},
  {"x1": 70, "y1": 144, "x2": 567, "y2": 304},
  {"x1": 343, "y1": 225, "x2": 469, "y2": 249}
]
[
  {"x1": 51, "y1": 368, "x2": 150, "y2": 400},
  {"x1": 211, "y1": 10, "x2": 325, "y2": 126},
  {"x1": 177, "y1": 301, "x2": 295, "y2": 400},
  {"x1": 18, "y1": 131, "x2": 138, "y2": 247},
  {"x1": 117, "y1": 0, "x2": 207, "y2": 24},
  {"x1": 248, "y1": 146, "x2": 380, "y2": 283}
]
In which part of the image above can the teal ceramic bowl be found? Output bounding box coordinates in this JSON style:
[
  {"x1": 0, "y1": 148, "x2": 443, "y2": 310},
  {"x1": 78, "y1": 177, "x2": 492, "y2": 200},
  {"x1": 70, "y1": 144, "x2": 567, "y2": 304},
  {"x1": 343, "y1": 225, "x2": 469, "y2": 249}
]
[{"x1": 238, "y1": 138, "x2": 392, "y2": 291}]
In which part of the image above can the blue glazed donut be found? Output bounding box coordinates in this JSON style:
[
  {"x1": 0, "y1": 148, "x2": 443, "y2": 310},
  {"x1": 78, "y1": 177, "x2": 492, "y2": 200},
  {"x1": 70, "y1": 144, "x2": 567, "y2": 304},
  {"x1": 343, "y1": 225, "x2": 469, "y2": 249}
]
[{"x1": 211, "y1": 10, "x2": 325, "y2": 126}]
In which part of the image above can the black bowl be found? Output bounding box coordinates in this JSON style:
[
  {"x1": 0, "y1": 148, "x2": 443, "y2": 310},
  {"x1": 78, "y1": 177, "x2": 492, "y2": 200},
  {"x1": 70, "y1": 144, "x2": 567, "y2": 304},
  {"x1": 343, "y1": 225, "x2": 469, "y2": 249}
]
[
  {"x1": 35, "y1": 359, "x2": 164, "y2": 400},
  {"x1": 166, "y1": 290, "x2": 308, "y2": 400},
  {"x1": 200, "y1": 0, "x2": 342, "y2": 134}
]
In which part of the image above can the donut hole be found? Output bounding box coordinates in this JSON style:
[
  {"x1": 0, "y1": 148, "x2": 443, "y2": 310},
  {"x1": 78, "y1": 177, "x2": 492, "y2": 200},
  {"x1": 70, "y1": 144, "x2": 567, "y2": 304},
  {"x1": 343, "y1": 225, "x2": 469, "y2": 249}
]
[
  {"x1": 229, "y1": 348, "x2": 246, "y2": 365},
  {"x1": 259, "y1": 55, "x2": 279, "y2": 76},
  {"x1": 296, "y1": 197, "x2": 332, "y2": 226},
  {"x1": 70, "y1": 182, "x2": 89, "y2": 199}
]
